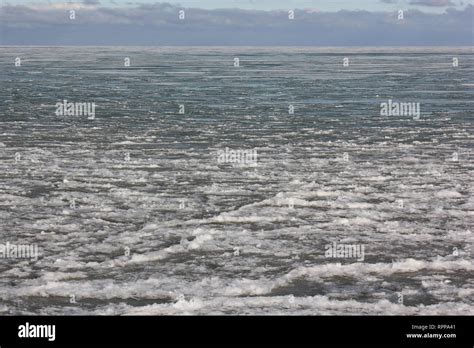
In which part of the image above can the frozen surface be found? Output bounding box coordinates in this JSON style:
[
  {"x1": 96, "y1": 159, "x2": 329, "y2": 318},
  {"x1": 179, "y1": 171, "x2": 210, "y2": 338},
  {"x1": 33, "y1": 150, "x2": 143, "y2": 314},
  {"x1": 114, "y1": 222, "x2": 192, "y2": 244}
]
[{"x1": 0, "y1": 47, "x2": 472, "y2": 314}]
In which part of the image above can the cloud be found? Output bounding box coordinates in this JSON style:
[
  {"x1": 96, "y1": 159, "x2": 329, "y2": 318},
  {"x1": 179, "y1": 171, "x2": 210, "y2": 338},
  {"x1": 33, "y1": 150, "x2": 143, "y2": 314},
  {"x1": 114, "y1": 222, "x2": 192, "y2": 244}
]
[
  {"x1": 0, "y1": 3, "x2": 471, "y2": 45},
  {"x1": 380, "y1": 0, "x2": 457, "y2": 5},
  {"x1": 409, "y1": 0, "x2": 455, "y2": 6}
]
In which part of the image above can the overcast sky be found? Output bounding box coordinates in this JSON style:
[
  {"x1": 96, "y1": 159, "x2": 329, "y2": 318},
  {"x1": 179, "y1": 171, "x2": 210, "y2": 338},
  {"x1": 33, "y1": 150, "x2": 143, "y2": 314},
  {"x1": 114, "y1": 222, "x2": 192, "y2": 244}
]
[
  {"x1": 2, "y1": 0, "x2": 470, "y2": 12},
  {"x1": 1, "y1": 0, "x2": 472, "y2": 45}
]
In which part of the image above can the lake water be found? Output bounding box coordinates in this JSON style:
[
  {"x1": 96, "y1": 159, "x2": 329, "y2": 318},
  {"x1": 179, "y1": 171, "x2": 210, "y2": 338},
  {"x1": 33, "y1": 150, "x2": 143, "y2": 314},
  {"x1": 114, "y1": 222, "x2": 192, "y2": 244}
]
[{"x1": 0, "y1": 46, "x2": 472, "y2": 314}]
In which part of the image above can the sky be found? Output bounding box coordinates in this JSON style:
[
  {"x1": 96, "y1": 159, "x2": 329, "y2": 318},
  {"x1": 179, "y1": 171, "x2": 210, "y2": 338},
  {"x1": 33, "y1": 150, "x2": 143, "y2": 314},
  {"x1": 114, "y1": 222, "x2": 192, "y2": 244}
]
[
  {"x1": 2, "y1": 0, "x2": 470, "y2": 12},
  {"x1": 0, "y1": 0, "x2": 473, "y2": 45}
]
